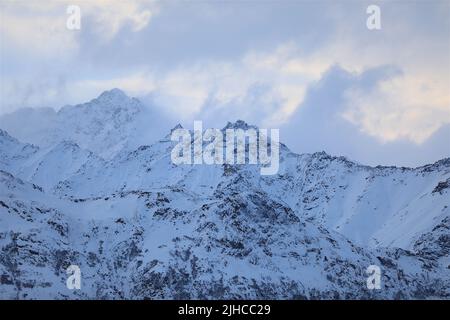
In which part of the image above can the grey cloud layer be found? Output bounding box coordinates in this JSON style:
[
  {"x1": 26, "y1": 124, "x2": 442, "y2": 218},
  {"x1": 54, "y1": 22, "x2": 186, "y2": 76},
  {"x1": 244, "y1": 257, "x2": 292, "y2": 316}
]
[{"x1": 0, "y1": 0, "x2": 448, "y2": 166}]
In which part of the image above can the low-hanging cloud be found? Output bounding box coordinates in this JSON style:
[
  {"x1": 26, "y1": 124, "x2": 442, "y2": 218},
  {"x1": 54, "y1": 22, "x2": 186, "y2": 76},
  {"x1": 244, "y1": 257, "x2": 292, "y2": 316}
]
[
  {"x1": 282, "y1": 65, "x2": 450, "y2": 167},
  {"x1": 0, "y1": 1, "x2": 448, "y2": 166}
]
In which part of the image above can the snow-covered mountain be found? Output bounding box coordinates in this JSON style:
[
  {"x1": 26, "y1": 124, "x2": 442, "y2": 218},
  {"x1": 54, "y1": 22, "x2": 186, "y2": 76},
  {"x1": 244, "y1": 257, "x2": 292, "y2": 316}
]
[
  {"x1": 0, "y1": 90, "x2": 448, "y2": 299},
  {"x1": 0, "y1": 89, "x2": 171, "y2": 160}
]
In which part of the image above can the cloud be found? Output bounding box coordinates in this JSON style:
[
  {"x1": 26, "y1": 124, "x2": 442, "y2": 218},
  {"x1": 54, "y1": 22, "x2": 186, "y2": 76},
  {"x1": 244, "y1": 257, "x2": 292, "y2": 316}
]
[
  {"x1": 282, "y1": 66, "x2": 450, "y2": 167},
  {"x1": 64, "y1": 43, "x2": 330, "y2": 124},
  {"x1": 0, "y1": 2, "x2": 78, "y2": 58},
  {"x1": 80, "y1": 0, "x2": 158, "y2": 40},
  {"x1": 343, "y1": 73, "x2": 450, "y2": 144},
  {"x1": 0, "y1": 0, "x2": 159, "y2": 113},
  {"x1": 64, "y1": 35, "x2": 449, "y2": 148},
  {"x1": 0, "y1": 1, "x2": 448, "y2": 165},
  {"x1": 0, "y1": 0, "x2": 159, "y2": 57}
]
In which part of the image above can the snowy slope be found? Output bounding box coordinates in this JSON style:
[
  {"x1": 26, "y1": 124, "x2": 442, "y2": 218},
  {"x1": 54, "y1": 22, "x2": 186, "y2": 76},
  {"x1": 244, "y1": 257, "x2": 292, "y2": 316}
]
[
  {"x1": 0, "y1": 131, "x2": 104, "y2": 192},
  {"x1": 17, "y1": 141, "x2": 105, "y2": 192},
  {"x1": 1, "y1": 169, "x2": 448, "y2": 299},
  {"x1": 0, "y1": 89, "x2": 170, "y2": 160},
  {"x1": 0, "y1": 89, "x2": 449, "y2": 299},
  {"x1": 52, "y1": 124, "x2": 450, "y2": 250},
  {"x1": 0, "y1": 129, "x2": 39, "y2": 173}
]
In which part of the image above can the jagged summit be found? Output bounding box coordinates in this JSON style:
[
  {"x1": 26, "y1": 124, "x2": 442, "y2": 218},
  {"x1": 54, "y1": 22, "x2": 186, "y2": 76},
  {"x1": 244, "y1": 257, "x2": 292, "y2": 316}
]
[
  {"x1": 57, "y1": 88, "x2": 140, "y2": 117},
  {"x1": 54, "y1": 140, "x2": 81, "y2": 149},
  {"x1": 96, "y1": 88, "x2": 130, "y2": 102},
  {"x1": 0, "y1": 128, "x2": 14, "y2": 140},
  {"x1": 0, "y1": 91, "x2": 449, "y2": 299},
  {"x1": 171, "y1": 123, "x2": 184, "y2": 131},
  {"x1": 160, "y1": 124, "x2": 185, "y2": 141},
  {"x1": 222, "y1": 120, "x2": 258, "y2": 131}
]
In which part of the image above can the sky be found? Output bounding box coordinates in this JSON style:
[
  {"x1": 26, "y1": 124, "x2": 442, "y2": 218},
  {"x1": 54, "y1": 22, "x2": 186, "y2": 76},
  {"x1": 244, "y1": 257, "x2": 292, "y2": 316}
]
[{"x1": 0, "y1": 0, "x2": 449, "y2": 167}]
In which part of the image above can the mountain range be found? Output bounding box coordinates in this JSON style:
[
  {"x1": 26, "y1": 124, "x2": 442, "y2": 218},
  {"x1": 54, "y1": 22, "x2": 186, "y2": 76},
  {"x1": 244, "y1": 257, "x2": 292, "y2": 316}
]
[{"x1": 0, "y1": 89, "x2": 448, "y2": 299}]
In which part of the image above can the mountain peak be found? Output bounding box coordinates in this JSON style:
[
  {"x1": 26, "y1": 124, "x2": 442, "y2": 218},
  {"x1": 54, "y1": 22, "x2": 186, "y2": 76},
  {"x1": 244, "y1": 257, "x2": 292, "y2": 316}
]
[
  {"x1": 223, "y1": 120, "x2": 257, "y2": 131},
  {"x1": 0, "y1": 128, "x2": 19, "y2": 143},
  {"x1": 96, "y1": 88, "x2": 129, "y2": 102},
  {"x1": 171, "y1": 123, "x2": 183, "y2": 131},
  {"x1": 0, "y1": 128, "x2": 10, "y2": 137},
  {"x1": 161, "y1": 124, "x2": 184, "y2": 140}
]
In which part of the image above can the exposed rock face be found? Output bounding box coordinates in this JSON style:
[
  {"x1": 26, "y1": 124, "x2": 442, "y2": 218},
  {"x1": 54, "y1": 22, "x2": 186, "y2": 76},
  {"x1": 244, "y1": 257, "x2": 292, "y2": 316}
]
[{"x1": 0, "y1": 90, "x2": 449, "y2": 299}]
